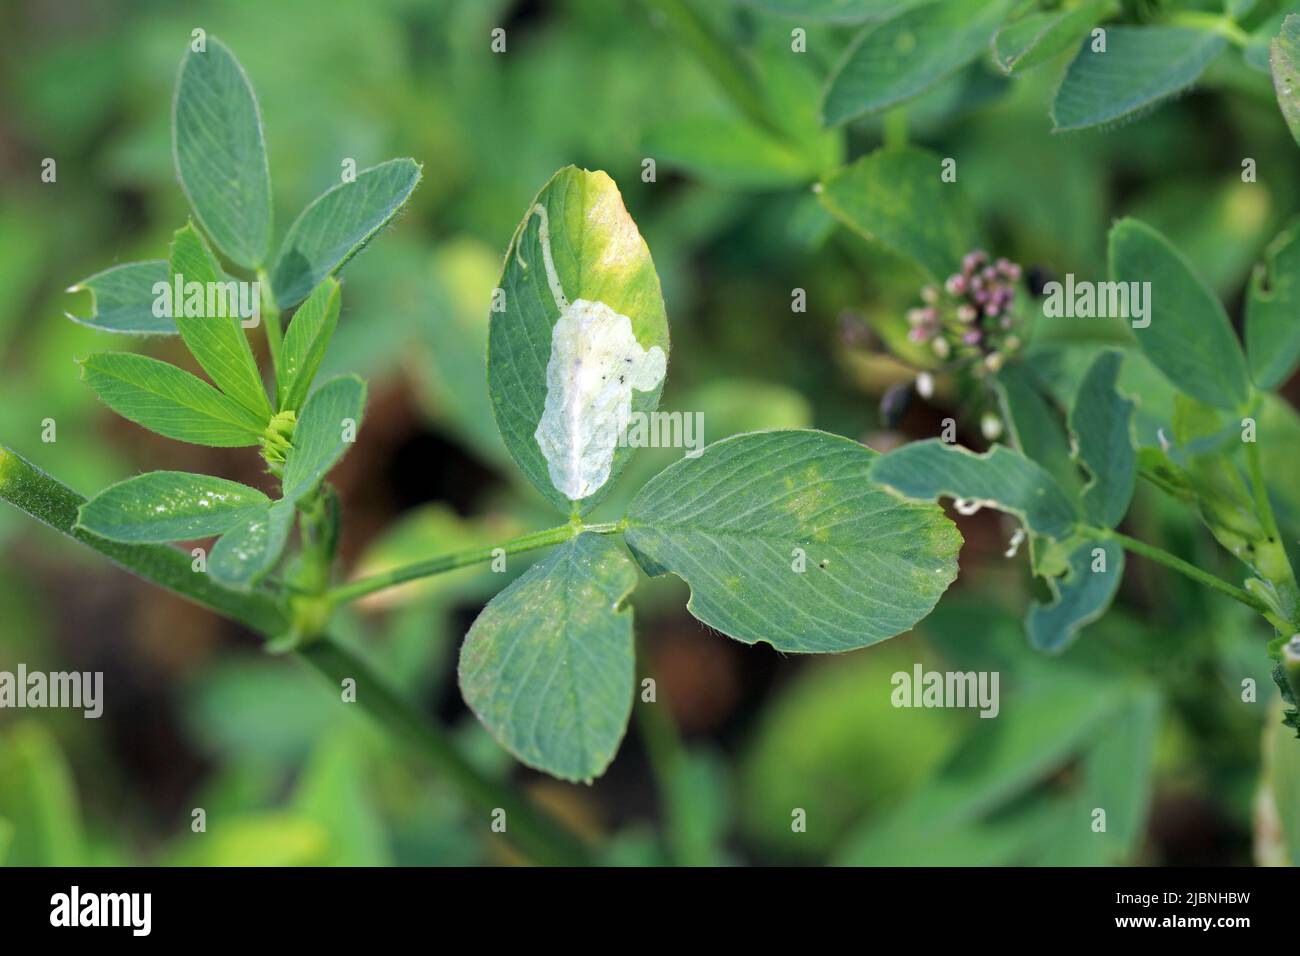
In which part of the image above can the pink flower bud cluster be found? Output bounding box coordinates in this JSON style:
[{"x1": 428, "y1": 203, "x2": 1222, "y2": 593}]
[{"x1": 906, "y1": 249, "x2": 1024, "y2": 374}]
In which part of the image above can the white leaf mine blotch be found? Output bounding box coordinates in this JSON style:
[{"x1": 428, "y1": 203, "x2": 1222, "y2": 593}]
[{"x1": 535, "y1": 298, "x2": 665, "y2": 501}]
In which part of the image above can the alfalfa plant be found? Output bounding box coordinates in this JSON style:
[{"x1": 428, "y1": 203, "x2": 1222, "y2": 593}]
[
  {"x1": 0, "y1": 34, "x2": 968, "y2": 860},
  {"x1": 817, "y1": 146, "x2": 1300, "y2": 739}
]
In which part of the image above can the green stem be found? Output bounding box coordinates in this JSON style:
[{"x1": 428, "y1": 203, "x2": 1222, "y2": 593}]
[
  {"x1": 0, "y1": 442, "x2": 592, "y2": 865},
  {"x1": 327, "y1": 520, "x2": 625, "y2": 607},
  {"x1": 298, "y1": 638, "x2": 593, "y2": 866},
  {"x1": 1105, "y1": 528, "x2": 1274, "y2": 617},
  {"x1": 0, "y1": 444, "x2": 287, "y2": 635},
  {"x1": 1166, "y1": 11, "x2": 1250, "y2": 47},
  {"x1": 257, "y1": 268, "x2": 283, "y2": 401}
]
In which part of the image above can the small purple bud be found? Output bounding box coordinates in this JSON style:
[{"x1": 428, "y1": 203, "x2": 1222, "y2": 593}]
[
  {"x1": 880, "y1": 382, "x2": 913, "y2": 428},
  {"x1": 946, "y1": 274, "x2": 967, "y2": 295},
  {"x1": 962, "y1": 330, "x2": 981, "y2": 346}
]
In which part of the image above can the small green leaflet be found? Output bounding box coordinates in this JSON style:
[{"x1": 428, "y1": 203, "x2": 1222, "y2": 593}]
[
  {"x1": 1108, "y1": 218, "x2": 1251, "y2": 411},
  {"x1": 624, "y1": 430, "x2": 962, "y2": 653},
  {"x1": 993, "y1": 363, "x2": 1083, "y2": 501},
  {"x1": 1272, "y1": 15, "x2": 1300, "y2": 147},
  {"x1": 76, "y1": 376, "x2": 365, "y2": 590},
  {"x1": 993, "y1": 0, "x2": 1115, "y2": 75},
  {"x1": 65, "y1": 261, "x2": 173, "y2": 335},
  {"x1": 869, "y1": 439, "x2": 1080, "y2": 540},
  {"x1": 209, "y1": 500, "x2": 295, "y2": 589},
  {"x1": 1246, "y1": 220, "x2": 1300, "y2": 389},
  {"x1": 1052, "y1": 26, "x2": 1226, "y2": 131},
  {"x1": 203, "y1": 375, "x2": 364, "y2": 589},
  {"x1": 821, "y1": 0, "x2": 1012, "y2": 126},
  {"x1": 458, "y1": 533, "x2": 636, "y2": 783},
  {"x1": 168, "y1": 223, "x2": 272, "y2": 421},
  {"x1": 281, "y1": 375, "x2": 367, "y2": 502},
  {"x1": 172, "y1": 37, "x2": 272, "y2": 270},
  {"x1": 1070, "y1": 350, "x2": 1135, "y2": 529},
  {"x1": 79, "y1": 352, "x2": 265, "y2": 447},
  {"x1": 279, "y1": 278, "x2": 341, "y2": 412},
  {"x1": 76, "y1": 472, "x2": 270, "y2": 543},
  {"x1": 74, "y1": 469, "x2": 288, "y2": 590},
  {"x1": 1027, "y1": 537, "x2": 1123, "y2": 652},
  {"x1": 818, "y1": 146, "x2": 977, "y2": 282},
  {"x1": 270, "y1": 158, "x2": 422, "y2": 308},
  {"x1": 488, "y1": 166, "x2": 670, "y2": 517}
]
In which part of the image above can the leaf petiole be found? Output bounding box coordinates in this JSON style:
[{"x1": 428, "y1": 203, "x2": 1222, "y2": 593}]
[
  {"x1": 326, "y1": 519, "x2": 626, "y2": 607},
  {"x1": 1102, "y1": 527, "x2": 1280, "y2": 623}
]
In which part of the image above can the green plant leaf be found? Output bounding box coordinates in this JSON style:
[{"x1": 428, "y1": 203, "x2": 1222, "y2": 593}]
[
  {"x1": 1026, "y1": 537, "x2": 1124, "y2": 652},
  {"x1": 993, "y1": 0, "x2": 1115, "y2": 75},
  {"x1": 0, "y1": 445, "x2": 288, "y2": 636},
  {"x1": 818, "y1": 146, "x2": 977, "y2": 281},
  {"x1": 79, "y1": 352, "x2": 265, "y2": 447},
  {"x1": 1271, "y1": 14, "x2": 1300, "y2": 147},
  {"x1": 624, "y1": 430, "x2": 961, "y2": 653},
  {"x1": 279, "y1": 277, "x2": 341, "y2": 412},
  {"x1": 281, "y1": 375, "x2": 366, "y2": 502},
  {"x1": 169, "y1": 223, "x2": 272, "y2": 421},
  {"x1": 993, "y1": 363, "x2": 1084, "y2": 501},
  {"x1": 488, "y1": 166, "x2": 670, "y2": 516},
  {"x1": 737, "y1": 0, "x2": 923, "y2": 21},
  {"x1": 644, "y1": 116, "x2": 829, "y2": 189},
  {"x1": 209, "y1": 499, "x2": 295, "y2": 590},
  {"x1": 869, "y1": 439, "x2": 1080, "y2": 539},
  {"x1": 270, "y1": 158, "x2": 422, "y2": 308},
  {"x1": 1108, "y1": 218, "x2": 1250, "y2": 410},
  {"x1": 65, "y1": 261, "x2": 174, "y2": 335},
  {"x1": 1051, "y1": 26, "x2": 1226, "y2": 131},
  {"x1": 0, "y1": 722, "x2": 85, "y2": 866},
  {"x1": 1078, "y1": 686, "x2": 1160, "y2": 859},
  {"x1": 1069, "y1": 350, "x2": 1136, "y2": 529},
  {"x1": 1246, "y1": 220, "x2": 1300, "y2": 389},
  {"x1": 821, "y1": 0, "x2": 1012, "y2": 126},
  {"x1": 171, "y1": 36, "x2": 272, "y2": 269},
  {"x1": 838, "y1": 673, "x2": 1123, "y2": 864},
  {"x1": 458, "y1": 532, "x2": 637, "y2": 783},
  {"x1": 76, "y1": 471, "x2": 270, "y2": 543}
]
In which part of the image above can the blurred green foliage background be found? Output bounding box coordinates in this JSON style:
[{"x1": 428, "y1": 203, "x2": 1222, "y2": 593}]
[{"x1": 0, "y1": 0, "x2": 1297, "y2": 866}]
